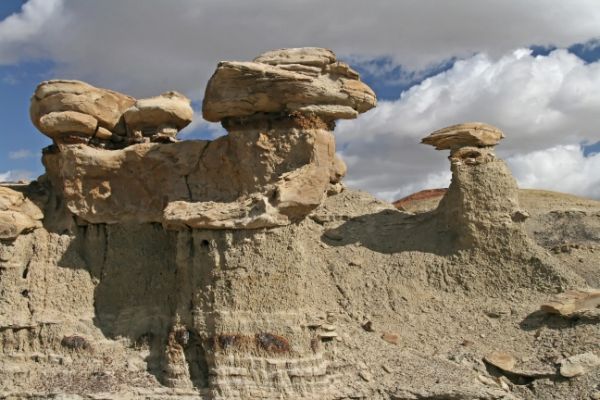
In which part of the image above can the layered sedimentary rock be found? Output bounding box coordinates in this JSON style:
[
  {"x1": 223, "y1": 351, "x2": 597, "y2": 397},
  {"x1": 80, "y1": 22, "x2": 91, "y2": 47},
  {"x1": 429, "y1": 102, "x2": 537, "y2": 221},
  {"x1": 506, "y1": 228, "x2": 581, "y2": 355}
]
[
  {"x1": 202, "y1": 47, "x2": 376, "y2": 122},
  {"x1": 422, "y1": 122, "x2": 529, "y2": 250},
  {"x1": 38, "y1": 48, "x2": 374, "y2": 230}
]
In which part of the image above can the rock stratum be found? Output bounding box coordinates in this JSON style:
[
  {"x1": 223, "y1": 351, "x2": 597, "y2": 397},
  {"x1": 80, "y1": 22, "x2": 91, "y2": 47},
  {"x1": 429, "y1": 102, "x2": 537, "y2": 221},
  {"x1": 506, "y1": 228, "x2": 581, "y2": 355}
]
[{"x1": 1, "y1": 48, "x2": 599, "y2": 400}]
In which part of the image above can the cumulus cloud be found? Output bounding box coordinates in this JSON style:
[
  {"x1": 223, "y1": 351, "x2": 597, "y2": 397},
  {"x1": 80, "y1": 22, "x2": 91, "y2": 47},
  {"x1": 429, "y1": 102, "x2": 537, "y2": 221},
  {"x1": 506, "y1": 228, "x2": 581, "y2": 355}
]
[
  {"x1": 0, "y1": 0, "x2": 65, "y2": 63},
  {"x1": 0, "y1": 170, "x2": 34, "y2": 182},
  {"x1": 337, "y1": 49, "x2": 600, "y2": 200},
  {"x1": 8, "y1": 149, "x2": 34, "y2": 160},
  {"x1": 507, "y1": 145, "x2": 600, "y2": 199},
  {"x1": 1, "y1": 0, "x2": 600, "y2": 98}
]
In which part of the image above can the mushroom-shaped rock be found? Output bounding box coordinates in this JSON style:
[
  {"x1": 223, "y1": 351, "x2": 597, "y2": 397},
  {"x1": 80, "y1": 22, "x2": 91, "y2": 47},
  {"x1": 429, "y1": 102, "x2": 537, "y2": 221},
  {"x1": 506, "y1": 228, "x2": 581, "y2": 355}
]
[
  {"x1": 30, "y1": 80, "x2": 135, "y2": 139},
  {"x1": 421, "y1": 122, "x2": 505, "y2": 150},
  {"x1": 423, "y1": 123, "x2": 528, "y2": 250},
  {"x1": 123, "y1": 91, "x2": 193, "y2": 141},
  {"x1": 202, "y1": 47, "x2": 376, "y2": 122},
  {"x1": 0, "y1": 187, "x2": 43, "y2": 240}
]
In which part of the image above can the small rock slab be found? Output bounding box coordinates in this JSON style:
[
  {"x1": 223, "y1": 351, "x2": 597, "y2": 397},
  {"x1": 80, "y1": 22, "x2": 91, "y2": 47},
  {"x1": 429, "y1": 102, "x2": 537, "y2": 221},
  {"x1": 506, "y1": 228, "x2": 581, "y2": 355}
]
[
  {"x1": 421, "y1": 122, "x2": 505, "y2": 150},
  {"x1": 484, "y1": 351, "x2": 516, "y2": 371},
  {"x1": 560, "y1": 352, "x2": 600, "y2": 378},
  {"x1": 541, "y1": 288, "x2": 600, "y2": 317}
]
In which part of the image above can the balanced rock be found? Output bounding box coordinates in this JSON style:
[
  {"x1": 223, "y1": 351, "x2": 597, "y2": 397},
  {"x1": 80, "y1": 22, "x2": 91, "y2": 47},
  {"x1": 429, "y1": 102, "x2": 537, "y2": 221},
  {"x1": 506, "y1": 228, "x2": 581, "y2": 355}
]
[
  {"x1": 30, "y1": 80, "x2": 193, "y2": 146},
  {"x1": 123, "y1": 91, "x2": 193, "y2": 142},
  {"x1": 30, "y1": 79, "x2": 135, "y2": 141},
  {"x1": 421, "y1": 122, "x2": 505, "y2": 150},
  {"x1": 202, "y1": 47, "x2": 376, "y2": 122}
]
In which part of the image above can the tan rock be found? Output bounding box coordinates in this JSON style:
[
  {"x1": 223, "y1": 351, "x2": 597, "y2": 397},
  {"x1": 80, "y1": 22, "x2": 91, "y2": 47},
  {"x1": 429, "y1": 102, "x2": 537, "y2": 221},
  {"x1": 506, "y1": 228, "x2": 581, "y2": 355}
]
[
  {"x1": 253, "y1": 47, "x2": 336, "y2": 66},
  {"x1": 0, "y1": 186, "x2": 43, "y2": 239},
  {"x1": 37, "y1": 111, "x2": 99, "y2": 140},
  {"x1": 421, "y1": 122, "x2": 505, "y2": 150},
  {"x1": 42, "y1": 116, "x2": 344, "y2": 229},
  {"x1": 202, "y1": 48, "x2": 376, "y2": 122},
  {"x1": 123, "y1": 91, "x2": 193, "y2": 138},
  {"x1": 381, "y1": 332, "x2": 399, "y2": 345},
  {"x1": 484, "y1": 351, "x2": 517, "y2": 372},
  {"x1": 30, "y1": 79, "x2": 135, "y2": 136},
  {"x1": 560, "y1": 352, "x2": 600, "y2": 378},
  {"x1": 163, "y1": 196, "x2": 290, "y2": 230},
  {"x1": 541, "y1": 289, "x2": 600, "y2": 317}
]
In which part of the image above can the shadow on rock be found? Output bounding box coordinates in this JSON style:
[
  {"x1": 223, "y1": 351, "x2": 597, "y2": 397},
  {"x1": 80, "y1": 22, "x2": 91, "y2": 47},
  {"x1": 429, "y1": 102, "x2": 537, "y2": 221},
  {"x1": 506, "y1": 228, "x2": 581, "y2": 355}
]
[
  {"x1": 519, "y1": 310, "x2": 598, "y2": 331},
  {"x1": 321, "y1": 208, "x2": 455, "y2": 256}
]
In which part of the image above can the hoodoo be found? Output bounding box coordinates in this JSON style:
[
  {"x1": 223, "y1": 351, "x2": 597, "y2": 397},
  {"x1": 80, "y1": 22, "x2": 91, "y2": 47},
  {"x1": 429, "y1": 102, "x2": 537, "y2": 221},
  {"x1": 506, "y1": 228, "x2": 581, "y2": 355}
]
[
  {"x1": 1, "y1": 49, "x2": 599, "y2": 400},
  {"x1": 422, "y1": 122, "x2": 530, "y2": 250}
]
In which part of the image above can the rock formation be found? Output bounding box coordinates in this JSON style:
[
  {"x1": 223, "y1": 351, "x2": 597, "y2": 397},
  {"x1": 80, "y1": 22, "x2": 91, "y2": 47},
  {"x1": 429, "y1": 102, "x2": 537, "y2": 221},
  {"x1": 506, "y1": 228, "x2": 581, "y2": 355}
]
[
  {"x1": 422, "y1": 122, "x2": 530, "y2": 250},
  {"x1": 202, "y1": 47, "x2": 375, "y2": 122},
  {"x1": 1, "y1": 50, "x2": 599, "y2": 400},
  {"x1": 0, "y1": 186, "x2": 43, "y2": 240},
  {"x1": 37, "y1": 48, "x2": 375, "y2": 231},
  {"x1": 30, "y1": 79, "x2": 192, "y2": 146}
]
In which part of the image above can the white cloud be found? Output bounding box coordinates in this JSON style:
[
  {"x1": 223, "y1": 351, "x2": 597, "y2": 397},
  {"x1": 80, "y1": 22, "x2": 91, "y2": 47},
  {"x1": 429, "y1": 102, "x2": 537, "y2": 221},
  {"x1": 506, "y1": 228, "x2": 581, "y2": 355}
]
[
  {"x1": 1, "y1": 0, "x2": 600, "y2": 98},
  {"x1": 507, "y1": 145, "x2": 600, "y2": 199},
  {"x1": 0, "y1": 0, "x2": 64, "y2": 63},
  {"x1": 0, "y1": 170, "x2": 34, "y2": 182},
  {"x1": 8, "y1": 149, "x2": 35, "y2": 160},
  {"x1": 337, "y1": 49, "x2": 600, "y2": 200}
]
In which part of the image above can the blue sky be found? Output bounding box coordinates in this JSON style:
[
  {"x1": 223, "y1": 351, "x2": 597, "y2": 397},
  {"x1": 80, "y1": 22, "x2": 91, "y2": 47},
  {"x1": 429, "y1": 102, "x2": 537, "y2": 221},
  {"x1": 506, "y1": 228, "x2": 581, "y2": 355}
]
[{"x1": 1, "y1": 1, "x2": 599, "y2": 199}]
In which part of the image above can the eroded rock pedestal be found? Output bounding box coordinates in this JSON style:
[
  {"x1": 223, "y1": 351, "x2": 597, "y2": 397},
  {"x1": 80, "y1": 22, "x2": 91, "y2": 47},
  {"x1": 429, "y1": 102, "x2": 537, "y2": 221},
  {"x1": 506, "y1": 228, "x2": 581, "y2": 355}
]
[{"x1": 422, "y1": 123, "x2": 530, "y2": 251}]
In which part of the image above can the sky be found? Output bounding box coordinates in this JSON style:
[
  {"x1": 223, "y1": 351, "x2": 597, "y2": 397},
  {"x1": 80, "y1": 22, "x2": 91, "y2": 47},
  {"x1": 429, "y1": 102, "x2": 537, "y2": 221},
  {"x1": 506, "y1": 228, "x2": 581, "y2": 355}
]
[{"x1": 1, "y1": 0, "x2": 599, "y2": 200}]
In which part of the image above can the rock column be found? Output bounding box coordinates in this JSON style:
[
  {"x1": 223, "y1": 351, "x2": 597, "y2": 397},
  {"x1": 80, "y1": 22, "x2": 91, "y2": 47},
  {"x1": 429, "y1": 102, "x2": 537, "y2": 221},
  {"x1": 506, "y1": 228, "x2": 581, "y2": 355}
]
[{"x1": 422, "y1": 123, "x2": 529, "y2": 250}]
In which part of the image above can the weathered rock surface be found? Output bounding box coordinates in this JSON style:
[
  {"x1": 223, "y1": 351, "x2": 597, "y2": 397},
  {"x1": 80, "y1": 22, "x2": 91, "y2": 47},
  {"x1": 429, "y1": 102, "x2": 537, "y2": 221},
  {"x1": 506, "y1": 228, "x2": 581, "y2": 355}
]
[
  {"x1": 560, "y1": 352, "x2": 600, "y2": 378},
  {"x1": 5, "y1": 51, "x2": 600, "y2": 399},
  {"x1": 202, "y1": 47, "x2": 376, "y2": 122},
  {"x1": 422, "y1": 122, "x2": 505, "y2": 150},
  {"x1": 42, "y1": 114, "x2": 340, "y2": 229},
  {"x1": 0, "y1": 186, "x2": 43, "y2": 239},
  {"x1": 30, "y1": 79, "x2": 135, "y2": 139},
  {"x1": 30, "y1": 80, "x2": 193, "y2": 145},
  {"x1": 123, "y1": 91, "x2": 193, "y2": 140},
  {"x1": 253, "y1": 47, "x2": 337, "y2": 66}
]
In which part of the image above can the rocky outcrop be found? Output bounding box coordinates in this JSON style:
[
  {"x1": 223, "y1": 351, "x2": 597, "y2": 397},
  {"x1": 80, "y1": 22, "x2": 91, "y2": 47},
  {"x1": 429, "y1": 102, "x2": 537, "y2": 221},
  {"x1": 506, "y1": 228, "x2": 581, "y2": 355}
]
[
  {"x1": 422, "y1": 122, "x2": 530, "y2": 250},
  {"x1": 0, "y1": 186, "x2": 43, "y2": 239},
  {"x1": 30, "y1": 80, "x2": 192, "y2": 146},
  {"x1": 37, "y1": 48, "x2": 375, "y2": 230}
]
